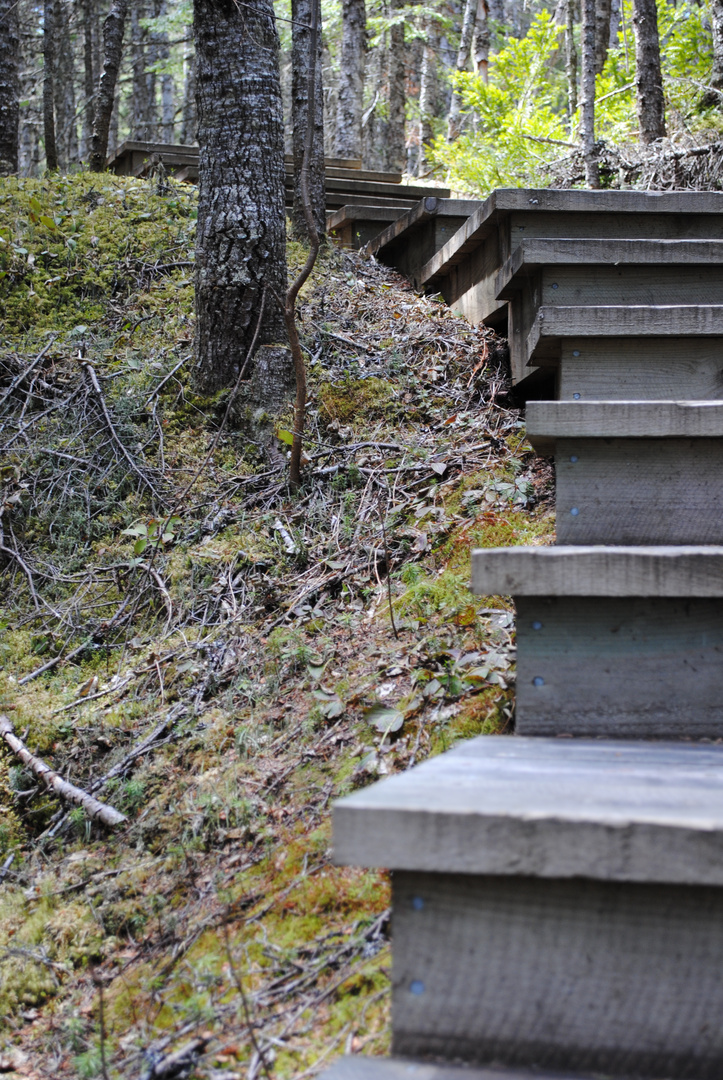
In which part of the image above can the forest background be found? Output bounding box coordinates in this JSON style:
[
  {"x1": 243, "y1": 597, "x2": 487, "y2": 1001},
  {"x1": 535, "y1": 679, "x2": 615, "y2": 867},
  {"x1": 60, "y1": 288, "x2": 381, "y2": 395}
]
[{"x1": 6, "y1": 0, "x2": 723, "y2": 194}]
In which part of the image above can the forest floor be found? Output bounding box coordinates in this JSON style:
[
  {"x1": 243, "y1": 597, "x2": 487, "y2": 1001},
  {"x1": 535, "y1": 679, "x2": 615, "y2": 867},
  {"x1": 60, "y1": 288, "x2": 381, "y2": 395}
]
[{"x1": 0, "y1": 173, "x2": 554, "y2": 1079}]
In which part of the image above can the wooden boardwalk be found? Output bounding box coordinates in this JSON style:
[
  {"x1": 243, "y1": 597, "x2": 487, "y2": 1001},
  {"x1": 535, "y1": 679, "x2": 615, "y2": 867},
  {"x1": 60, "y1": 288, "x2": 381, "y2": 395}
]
[{"x1": 320, "y1": 188, "x2": 723, "y2": 1080}]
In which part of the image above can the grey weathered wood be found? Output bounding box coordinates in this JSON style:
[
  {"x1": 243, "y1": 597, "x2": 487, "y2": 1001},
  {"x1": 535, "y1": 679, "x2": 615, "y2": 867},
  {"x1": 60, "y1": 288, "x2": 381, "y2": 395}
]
[
  {"x1": 323, "y1": 1056, "x2": 577, "y2": 1080},
  {"x1": 392, "y1": 870, "x2": 723, "y2": 1078},
  {"x1": 497, "y1": 237, "x2": 723, "y2": 299},
  {"x1": 527, "y1": 399, "x2": 723, "y2": 449},
  {"x1": 327, "y1": 204, "x2": 405, "y2": 248},
  {"x1": 557, "y1": 338, "x2": 723, "y2": 400},
  {"x1": 553, "y1": 439, "x2": 723, "y2": 544},
  {"x1": 365, "y1": 198, "x2": 482, "y2": 288},
  {"x1": 515, "y1": 595, "x2": 723, "y2": 736},
  {"x1": 528, "y1": 305, "x2": 723, "y2": 357},
  {"x1": 333, "y1": 735, "x2": 723, "y2": 883},
  {"x1": 471, "y1": 544, "x2": 723, "y2": 596}
]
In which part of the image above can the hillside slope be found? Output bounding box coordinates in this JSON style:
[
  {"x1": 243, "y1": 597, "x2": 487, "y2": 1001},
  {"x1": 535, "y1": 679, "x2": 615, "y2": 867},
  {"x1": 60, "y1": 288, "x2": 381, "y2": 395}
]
[{"x1": 0, "y1": 174, "x2": 553, "y2": 1079}]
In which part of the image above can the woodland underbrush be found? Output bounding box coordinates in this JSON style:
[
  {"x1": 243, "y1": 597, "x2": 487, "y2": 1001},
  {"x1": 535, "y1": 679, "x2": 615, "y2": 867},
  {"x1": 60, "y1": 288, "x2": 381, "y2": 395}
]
[{"x1": 0, "y1": 173, "x2": 554, "y2": 1079}]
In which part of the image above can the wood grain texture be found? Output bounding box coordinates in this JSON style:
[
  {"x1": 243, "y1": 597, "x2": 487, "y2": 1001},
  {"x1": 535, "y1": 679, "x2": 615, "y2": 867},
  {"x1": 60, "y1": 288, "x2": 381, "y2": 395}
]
[
  {"x1": 333, "y1": 735, "x2": 723, "y2": 883},
  {"x1": 323, "y1": 1056, "x2": 579, "y2": 1080},
  {"x1": 528, "y1": 306, "x2": 723, "y2": 359},
  {"x1": 472, "y1": 544, "x2": 723, "y2": 596},
  {"x1": 392, "y1": 870, "x2": 723, "y2": 1078},
  {"x1": 515, "y1": 595, "x2": 723, "y2": 736},
  {"x1": 557, "y1": 338, "x2": 723, "y2": 399},
  {"x1": 552, "y1": 438, "x2": 723, "y2": 544},
  {"x1": 527, "y1": 400, "x2": 723, "y2": 443}
]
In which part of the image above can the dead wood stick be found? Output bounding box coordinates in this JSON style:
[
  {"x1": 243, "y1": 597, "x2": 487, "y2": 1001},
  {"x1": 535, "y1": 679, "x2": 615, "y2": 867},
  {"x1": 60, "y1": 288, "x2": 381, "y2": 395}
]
[
  {"x1": 0, "y1": 337, "x2": 57, "y2": 412},
  {"x1": 82, "y1": 362, "x2": 162, "y2": 502},
  {"x1": 0, "y1": 715, "x2": 127, "y2": 828},
  {"x1": 18, "y1": 638, "x2": 92, "y2": 686}
]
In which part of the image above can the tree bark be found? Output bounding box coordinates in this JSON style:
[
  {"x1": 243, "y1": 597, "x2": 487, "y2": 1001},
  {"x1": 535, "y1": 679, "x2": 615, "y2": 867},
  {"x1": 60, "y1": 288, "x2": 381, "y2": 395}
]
[
  {"x1": 54, "y1": 0, "x2": 78, "y2": 168},
  {"x1": 447, "y1": 0, "x2": 477, "y2": 141},
  {"x1": 334, "y1": 0, "x2": 366, "y2": 159},
  {"x1": 594, "y1": 0, "x2": 612, "y2": 75},
  {"x1": 565, "y1": 0, "x2": 578, "y2": 125},
  {"x1": 0, "y1": 0, "x2": 19, "y2": 174},
  {"x1": 417, "y1": 22, "x2": 437, "y2": 176},
  {"x1": 702, "y1": 0, "x2": 723, "y2": 107},
  {"x1": 632, "y1": 0, "x2": 665, "y2": 142},
  {"x1": 89, "y1": 0, "x2": 129, "y2": 171},
  {"x1": 291, "y1": 0, "x2": 325, "y2": 240},
  {"x1": 193, "y1": 0, "x2": 290, "y2": 406},
  {"x1": 80, "y1": 0, "x2": 95, "y2": 161},
  {"x1": 385, "y1": 2, "x2": 406, "y2": 173},
  {"x1": 580, "y1": 0, "x2": 599, "y2": 187},
  {"x1": 43, "y1": 0, "x2": 58, "y2": 171},
  {"x1": 472, "y1": 0, "x2": 489, "y2": 80},
  {"x1": 131, "y1": 1, "x2": 154, "y2": 140},
  {"x1": 180, "y1": 44, "x2": 196, "y2": 143}
]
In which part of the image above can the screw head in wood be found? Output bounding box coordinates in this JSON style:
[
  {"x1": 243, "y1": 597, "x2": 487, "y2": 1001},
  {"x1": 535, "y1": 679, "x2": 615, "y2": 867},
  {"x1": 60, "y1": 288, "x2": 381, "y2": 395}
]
[
  {"x1": 532, "y1": 621, "x2": 543, "y2": 630},
  {"x1": 570, "y1": 507, "x2": 580, "y2": 516},
  {"x1": 573, "y1": 392, "x2": 581, "y2": 399},
  {"x1": 412, "y1": 896, "x2": 425, "y2": 911},
  {"x1": 410, "y1": 980, "x2": 425, "y2": 995},
  {"x1": 533, "y1": 676, "x2": 545, "y2": 687}
]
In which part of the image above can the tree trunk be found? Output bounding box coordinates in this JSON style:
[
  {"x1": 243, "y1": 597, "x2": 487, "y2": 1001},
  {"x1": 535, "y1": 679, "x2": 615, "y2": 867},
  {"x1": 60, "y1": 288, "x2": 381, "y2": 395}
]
[
  {"x1": 632, "y1": 0, "x2": 665, "y2": 142},
  {"x1": 487, "y1": 0, "x2": 503, "y2": 23},
  {"x1": 54, "y1": 0, "x2": 78, "y2": 168},
  {"x1": 580, "y1": 0, "x2": 599, "y2": 187},
  {"x1": 89, "y1": 0, "x2": 129, "y2": 171},
  {"x1": 702, "y1": 0, "x2": 723, "y2": 106},
  {"x1": 180, "y1": 44, "x2": 196, "y2": 143},
  {"x1": 43, "y1": 0, "x2": 58, "y2": 171},
  {"x1": 594, "y1": 0, "x2": 612, "y2": 75},
  {"x1": 385, "y1": 3, "x2": 405, "y2": 173},
  {"x1": 334, "y1": 0, "x2": 365, "y2": 159},
  {"x1": 0, "y1": 0, "x2": 19, "y2": 174},
  {"x1": 472, "y1": 0, "x2": 489, "y2": 80},
  {"x1": 131, "y1": 3, "x2": 153, "y2": 140},
  {"x1": 193, "y1": 0, "x2": 290, "y2": 407},
  {"x1": 291, "y1": 0, "x2": 325, "y2": 240},
  {"x1": 565, "y1": 0, "x2": 578, "y2": 125},
  {"x1": 80, "y1": 0, "x2": 95, "y2": 161},
  {"x1": 447, "y1": 0, "x2": 477, "y2": 141},
  {"x1": 417, "y1": 22, "x2": 437, "y2": 176}
]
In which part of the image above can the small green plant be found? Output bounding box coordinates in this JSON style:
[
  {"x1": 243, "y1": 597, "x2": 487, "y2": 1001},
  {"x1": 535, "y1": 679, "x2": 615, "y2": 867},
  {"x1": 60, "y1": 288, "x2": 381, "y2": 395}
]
[{"x1": 121, "y1": 515, "x2": 183, "y2": 557}]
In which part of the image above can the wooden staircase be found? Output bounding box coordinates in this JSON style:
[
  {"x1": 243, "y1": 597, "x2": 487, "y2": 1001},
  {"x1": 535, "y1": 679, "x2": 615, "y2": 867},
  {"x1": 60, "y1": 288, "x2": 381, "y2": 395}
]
[{"x1": 321, "y1": 187, "x2": 723, "y2": 1080}]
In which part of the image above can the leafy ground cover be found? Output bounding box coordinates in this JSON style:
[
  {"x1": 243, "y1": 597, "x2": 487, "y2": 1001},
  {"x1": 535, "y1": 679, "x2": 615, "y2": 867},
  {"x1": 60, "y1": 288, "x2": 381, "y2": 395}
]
[{"x1": 0, "y1": 173, "x2": 554, "y2": 1079}]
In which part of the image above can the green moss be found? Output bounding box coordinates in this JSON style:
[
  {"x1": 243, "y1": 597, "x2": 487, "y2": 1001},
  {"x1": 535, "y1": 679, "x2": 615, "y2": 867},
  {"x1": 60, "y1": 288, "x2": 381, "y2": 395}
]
[{"x1": 318, "y1": 377, "x2": 394, "y2": 423}]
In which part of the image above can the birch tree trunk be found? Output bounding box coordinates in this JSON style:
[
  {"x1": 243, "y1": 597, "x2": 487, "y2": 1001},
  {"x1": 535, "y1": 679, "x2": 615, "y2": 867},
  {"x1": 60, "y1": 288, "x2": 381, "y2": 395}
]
[
  {"x1": 193, "y1": 0, "x2": 291, "y2": 412},
  {"x1": 43, "y1": 0, "x2": 58, "y2": 171},
  {"x1": 702, "y1": 0, "x2": 723, "y2": 106},
  {"x1": 632, "y1": 0, "x2": 665, "y2": 142},
  {"x1": 565, "y1": 0, "x2": 578, "y2": 125},
  {"x1": 334, "y1": 0, "x2": 365, "y2": 159},
  {"x1": 0, "y1": 0, "x2": 19, "y2": 174},
  {"x1": 89, "y1": 0, "x2": 129, "y2": 171},
  {"x1": 417, "y1": 22, "x2": 437, "y2": 176},
  {"x1": 580, "y1": 0, "x2": 599, "y2": 187},
  {"x1": 291, "y1": 0, "x2": 325, "y2": 240},
  {"x1": 472, "y1": 0, "x2": 489, "y2": 81},
  {"x1": 447, "y1": 0, "x2": 477, "y2": 141}
]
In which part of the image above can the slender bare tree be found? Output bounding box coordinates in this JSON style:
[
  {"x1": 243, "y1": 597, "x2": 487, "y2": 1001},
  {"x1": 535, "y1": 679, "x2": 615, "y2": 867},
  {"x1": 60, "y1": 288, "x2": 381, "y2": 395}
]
[
  {"x1": 335, "y1": 0, "x2": 366, "y2": 159},
  {"x1": 702, "y1": 0, "x2": 723, "y2": 106},
  {"x1": 292, "y1": 0, "x2": 325, "y2": 239},
  {"x1": 580, "y1": 0, "x2": 599, "y2": 186},
  {"x1": 43, "y1": 0, "x2": 59, "y2": 170},
  {"x1": 632, "y1": 0, "x2": 666, "y2": 142},
  {"x1": 565, "y1": 0, "x2": 578, "y2": 124},
  {"x1": 0, "y1": 0, "x2": 19, "y2": 174},
  {"x1": 89, "y1": 0, "x2": 130, "y2": 171},
  {"x1": 447, "y1": 0, "x2": 477, "y2": 141}
]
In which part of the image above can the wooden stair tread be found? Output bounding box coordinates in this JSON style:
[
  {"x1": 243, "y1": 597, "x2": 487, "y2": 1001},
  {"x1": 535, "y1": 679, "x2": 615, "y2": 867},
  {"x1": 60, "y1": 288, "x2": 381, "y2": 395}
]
[
  {"x1": 322, "y1": 1057, "x2": 575, "y2": 1080},
  {"x1": 333, "y1": 735, "x2": 723, "y2": 883},
  {"x1": 526, "y1": 399, "x2": 723, "y2": 452},
  {"x1": 327, "y1": 205, "x2": 405, "y2": 229},
  {"x1": 365, "y1": 198, "x2": 482, "y2": 258}
]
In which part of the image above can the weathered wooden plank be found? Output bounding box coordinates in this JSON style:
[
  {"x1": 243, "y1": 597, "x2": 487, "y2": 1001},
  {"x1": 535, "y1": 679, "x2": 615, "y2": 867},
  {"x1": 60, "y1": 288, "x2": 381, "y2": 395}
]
[
  {"x1": 333, "y1": 735, "x2": 723, "y2": 882},
  {"x1": 557, "y1": 338, "x2": 723, "y2": 400},
  {"x1": 109, "y1": 140, "x2": 364, "y2": 172},
  {"x1": 323, "y1": 1056, "x2": 579, "y2": 1080},
  {"x1": 527, "y1": 399, "x2": 723, "y2": 445},
  {"x1": 366, "y1": 198, "x2": 481, "y2": 257},
  {"x1": 527, "y1": 306, "x2": 723, "y2": 363},
  {"x1": 327, "y1": 205, "x2": 405, "y2": 248},
  {"x1": 392, "y1": 870, "x2": 723, "y2": 1078},
  {"x1": 497, "y1": 237, "x2": 723, "y2": 299},
  {"x1": 515, "y1": 595, "x2": 723, "y2": 736},
  {"x1": 471, "y1": 544, "x2": 723, "y2": 596}
]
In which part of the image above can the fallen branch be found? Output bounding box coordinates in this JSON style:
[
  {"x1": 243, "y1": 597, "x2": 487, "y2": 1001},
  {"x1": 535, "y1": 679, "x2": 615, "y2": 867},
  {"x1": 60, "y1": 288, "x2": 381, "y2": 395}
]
[
  {"x1": 0, "y1": 337, "x2": 57, "y2": 412},
  {"x1": 0, "y1": 714, "x2": 127, "y2": 828}
]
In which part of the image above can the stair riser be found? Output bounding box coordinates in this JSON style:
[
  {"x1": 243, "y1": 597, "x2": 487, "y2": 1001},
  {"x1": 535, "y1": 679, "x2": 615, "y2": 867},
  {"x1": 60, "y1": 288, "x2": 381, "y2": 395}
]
[
  {"x1": 556, "y1": 339, "x2": 723, "y2": 399},
  {"x1": 550, "y1": 439, "x2": 723, "y2": 545},
  {"x1": 392, "y1": 870, "x2": 723, "y2": 1079},
  {"x1": 378, "y1": 218, "x2": 470, "y2": 284},
  {"x1": 515, "y1": 595, "x2": 723, "y2": 738}
]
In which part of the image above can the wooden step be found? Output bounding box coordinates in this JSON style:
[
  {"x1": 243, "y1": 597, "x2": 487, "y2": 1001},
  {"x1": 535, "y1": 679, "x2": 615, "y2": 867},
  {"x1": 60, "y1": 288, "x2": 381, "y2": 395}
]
[
  {"x1": 364, "y1": 198, "x2": 482, "y2": 286},
  {"x1": 334, "y1": 736, "x2": 723, "y2": 1077},
  {"x1": 554, "y1": 338, "x2": 723, "y2": 401},
  {"x1": 327, "y1": 205, "x2": 406, "y2": 248},
  {"x1": 322, "y1": 1056, "x2": 582, "y2": 1080},
  {"x1": 525, "y1": 401, "x2": 723, "y2": 544},
  {"x1": 473, "y1": 545, "x2": 723, "y2": 737}
]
